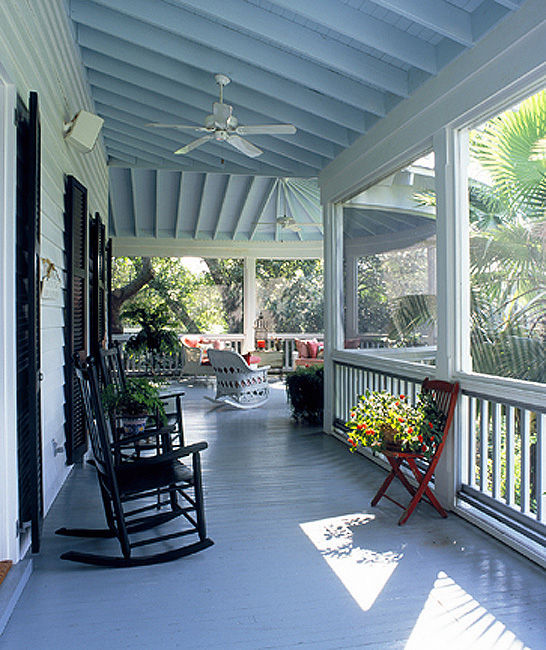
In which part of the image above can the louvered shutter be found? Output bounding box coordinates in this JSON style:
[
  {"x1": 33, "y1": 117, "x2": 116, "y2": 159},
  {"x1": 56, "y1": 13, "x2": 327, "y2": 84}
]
[
  {"x1": 16, "y1": 91, "x2": 43, "y2": 552},
  {"x1": 64, "y1": 176, "x2": 88, "y2": 464},
  {"x1": 90, "y1": 213, "x2": 106, "y2": 363}
]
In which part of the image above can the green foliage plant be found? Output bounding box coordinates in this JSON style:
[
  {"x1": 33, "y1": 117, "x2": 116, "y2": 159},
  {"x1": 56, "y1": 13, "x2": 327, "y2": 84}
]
[
  {"x1": 346, "y1": 390, "x2": 446, "y2": 459},
  {"x1": 285, "y1": 365, "x2": 324, "y2": 424},
  {"x1": 123, "y1": 304, "x2": 181, "y2": 356},
  {"x1": 102, "y1": 377, "x2": 167, "y2": 425}
]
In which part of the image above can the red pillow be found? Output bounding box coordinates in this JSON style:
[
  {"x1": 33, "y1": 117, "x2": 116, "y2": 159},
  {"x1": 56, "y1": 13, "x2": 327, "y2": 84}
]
[
  {"x1": 243, "y1": 353, "x2": 261, "y2": 365},
  {"x1": 295, "y1": 339, "x2": 308, "y2": 358},
  {"x1": 306, "y1": 340, "x2": 319, "y2": 358}
]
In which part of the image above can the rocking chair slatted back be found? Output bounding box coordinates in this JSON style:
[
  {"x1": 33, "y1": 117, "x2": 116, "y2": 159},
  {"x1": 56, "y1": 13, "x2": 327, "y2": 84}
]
[{"x1": 74, "y1": 357, "x2": 119, "y2": 492}]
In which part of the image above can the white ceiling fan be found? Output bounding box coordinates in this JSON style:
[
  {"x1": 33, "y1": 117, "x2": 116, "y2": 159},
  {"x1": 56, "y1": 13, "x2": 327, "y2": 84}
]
[
  {"x1": 276, "y1": 215, "x2": 302, "y2": 232},
  {"x1": 146, "y1": 73, "x2": 296, "y2": 157}
]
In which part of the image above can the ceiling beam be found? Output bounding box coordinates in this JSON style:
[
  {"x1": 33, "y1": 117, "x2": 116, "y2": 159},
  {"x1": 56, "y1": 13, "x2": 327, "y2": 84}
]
[
  {"x1": 193, "y1": 174, "x2": 209, "y2": 238},
  {"x1": 231, "y1": 177, "x2": 255, "y2": 240},
  {"x1": 213, "y1": 176, "x2": 233, "y2": 240},
  {"x1": 267, "y1": 0, "x2": 436, "y2": 72},
  {"x1": 71, "y1": 0, "x2": 395, "y2": 109},
  {"x1": 174, "y1": 171, "x2": 184, "y2": 238},
  {"x1": 78, "y1": 30, "x2": 376, "y2": 129},
  {"x1": 249, "y1": 179, "x2": 277, "y2": 241},
  {"x1": 112, "y1": 236, "x2": 323, "y2": 259},
  {"x1": 130, "y1": 169, "x2": 139, "y2": 237},
  {"x1": 367, "y1": 0, "x2": 473, "y2": 46},
  {"x1": 174, "y1": 0, "x2": 412, "y2": 90}
]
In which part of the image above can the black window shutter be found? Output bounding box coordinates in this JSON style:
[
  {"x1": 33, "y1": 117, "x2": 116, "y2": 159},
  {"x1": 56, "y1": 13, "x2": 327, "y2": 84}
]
[
  {"x1": 16, "y1": 91, "x2": 43, "y2": 552},
  {"x1": 90, "y1": 212, "x2": 106, "y2": 362},
  {"x1": 64, "y1": 176, "x2": 88, "y2": 464},
  {"x1": 106, "y1": 238, "x2": 113, "y2": 347}
]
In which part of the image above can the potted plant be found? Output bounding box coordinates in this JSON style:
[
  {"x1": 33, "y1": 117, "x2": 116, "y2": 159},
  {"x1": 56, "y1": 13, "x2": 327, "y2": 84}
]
[
  {"x1": 102, "y1": 377, "x2": 167, "y2": 436},
  {"x1": 346, "y1": 389, "x2": 446, "y2": 459},
  {"x1": 286, "y1": 365, "x2": 324, "y2": 424},
  {"x1": 123, "y1": 304, "x2": 182, "y2": 371}
]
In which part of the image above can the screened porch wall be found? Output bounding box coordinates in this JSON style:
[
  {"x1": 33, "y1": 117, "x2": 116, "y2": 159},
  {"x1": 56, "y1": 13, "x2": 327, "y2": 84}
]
[{"x1": 320, "y1": 0, "x2": 546, "y2": 563}]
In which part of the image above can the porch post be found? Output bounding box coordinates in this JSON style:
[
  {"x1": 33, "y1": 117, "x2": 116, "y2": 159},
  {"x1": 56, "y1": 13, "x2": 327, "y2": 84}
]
[
  {"x1": 433, "y1": 126, "x2": 470, "y2": 508},
  {"x1": 323, "y1": 201, "x2": 344, "y2": 434},
  {"x1": 243, "y1": 256, "x2": 256, "y2": 354},
  {"x1": 0, "y1": 69, "x2": 19, "y2": 562},
  {"x1": 344, "y1": 254, "x2": 358, "y2": 339}
]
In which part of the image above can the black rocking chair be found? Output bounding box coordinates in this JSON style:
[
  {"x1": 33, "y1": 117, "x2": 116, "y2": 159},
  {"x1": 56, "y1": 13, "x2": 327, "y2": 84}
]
[{"x1": 56, "y1": 356, "x2": 213, "y2": 567}]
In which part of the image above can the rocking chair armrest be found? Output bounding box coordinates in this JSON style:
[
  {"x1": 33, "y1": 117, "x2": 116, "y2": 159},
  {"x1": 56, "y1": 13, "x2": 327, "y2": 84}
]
[
  {"x1": 111, "y1": 424, "x2": 176, "y2": 448},
  {"x1": 159, "y1": 389, "x2": 185, "y2": 399},
  {"x1": 134, "y1": 441, "x2": 208, "y2": 464},
  {"x1": 257, "y1": 365, "x2": 270, "y2": 372}
]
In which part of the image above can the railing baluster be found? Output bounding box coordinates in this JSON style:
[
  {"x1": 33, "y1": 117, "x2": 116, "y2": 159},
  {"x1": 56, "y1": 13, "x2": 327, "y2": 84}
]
[
  {"x1": 505, "y1": 405, "x2": 515, "y2": 507},
  {"x1": 520, "y1": 408, "x2": 530, "y2": 515},
  {"x1": 468, "y1": 397, "x2": 476, "y2": 488},
  {"x1": 479, "y1": 399, "x2": 489, "y2": 493},
  {"x1": 492, "y1": 401, "x2": 501, "y2": 500},
  {"x1": 537, "y1": 412, "x2": 545, "y2": 523}
]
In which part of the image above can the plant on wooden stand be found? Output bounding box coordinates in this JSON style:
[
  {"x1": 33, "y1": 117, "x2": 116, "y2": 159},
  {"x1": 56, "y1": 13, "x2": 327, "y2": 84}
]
[
  {"x1": 102, "y1": 377, "x2": 167, "y2": 436},
  {"x1": 346, "y1": 389, "x2": 446, "y2": 459}
]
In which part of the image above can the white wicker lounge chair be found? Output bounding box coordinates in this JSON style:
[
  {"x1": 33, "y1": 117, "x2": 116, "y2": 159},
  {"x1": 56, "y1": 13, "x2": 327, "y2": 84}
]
[{"x1": 205, "y1": 349, "x2": 270, "y2": 409}]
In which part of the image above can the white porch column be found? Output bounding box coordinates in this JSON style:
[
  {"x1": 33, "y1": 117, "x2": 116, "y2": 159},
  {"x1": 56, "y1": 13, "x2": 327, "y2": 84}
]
[
  {"x1": 433, "y1": 126, "x2": 470, "y2": 509},
  {"x1": 242, "y1": 256, "x2": 256, "y2": 354},
  {"x1": 323, "y1": 201, "x2": 344, "y2": 434},
  {"x1": 0, "y1": 67, "x2": 19, "y2": 562},
  {"x1": 344, "y1": 254, "x2": 358, "y2": 339}
]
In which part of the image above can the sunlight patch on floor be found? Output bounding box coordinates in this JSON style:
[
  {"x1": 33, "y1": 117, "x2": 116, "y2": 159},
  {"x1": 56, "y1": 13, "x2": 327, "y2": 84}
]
[
  {"x1": 405, "y1": 571, "x2": 530, "y2": 650},
  {"x1": 300, "y1": 513, "x2": 402, "y2": 611}
]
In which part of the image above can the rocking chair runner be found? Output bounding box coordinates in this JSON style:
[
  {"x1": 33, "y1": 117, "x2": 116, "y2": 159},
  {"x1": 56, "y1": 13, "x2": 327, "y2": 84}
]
[
  {"x1": 56, "y1": 356, "x2": 213, "y2": 567},
  {"x1": 205, "y1": 349, "x2": 270, "y2": 409},
  {"x1": 371, "y1": 377, "x2": 460, "y2": 525}
]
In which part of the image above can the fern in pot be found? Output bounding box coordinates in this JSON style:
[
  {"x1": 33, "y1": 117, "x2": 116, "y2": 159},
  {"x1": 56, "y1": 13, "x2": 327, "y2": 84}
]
[{"x1": 102, "y1": 377, "x2": 167, "y2": 436}]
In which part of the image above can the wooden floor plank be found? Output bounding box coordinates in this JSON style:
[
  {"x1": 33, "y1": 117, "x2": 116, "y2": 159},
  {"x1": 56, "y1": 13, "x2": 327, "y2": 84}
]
[{"x1": 1, "y1": 381, "x2": 544, "y2": 649}]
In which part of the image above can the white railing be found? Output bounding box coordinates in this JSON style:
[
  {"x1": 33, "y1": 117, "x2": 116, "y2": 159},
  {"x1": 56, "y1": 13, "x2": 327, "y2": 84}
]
[
  {"x1": 332, "y1": 359, "x2": 545, "y2": 544},
  {"x1": 112, "y1": 332, "x2": 324, "y2": 376}
]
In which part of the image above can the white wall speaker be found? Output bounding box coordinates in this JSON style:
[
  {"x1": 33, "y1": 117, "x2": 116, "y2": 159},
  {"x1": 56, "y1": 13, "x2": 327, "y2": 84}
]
[{"x1": 63, "y1": 110, "x2": 104, "y2": 153}]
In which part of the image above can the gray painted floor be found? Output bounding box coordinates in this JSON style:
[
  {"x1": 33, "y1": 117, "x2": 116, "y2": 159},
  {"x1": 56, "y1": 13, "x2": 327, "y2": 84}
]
[{"x1": 2, "y1": 380, "x2": 544, "y2": 649}]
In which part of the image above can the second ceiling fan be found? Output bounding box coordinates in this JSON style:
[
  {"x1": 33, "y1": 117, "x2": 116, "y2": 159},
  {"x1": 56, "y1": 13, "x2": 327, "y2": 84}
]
[{"x1": 147, "y1": 73, "x2": 297, "y2": 158}]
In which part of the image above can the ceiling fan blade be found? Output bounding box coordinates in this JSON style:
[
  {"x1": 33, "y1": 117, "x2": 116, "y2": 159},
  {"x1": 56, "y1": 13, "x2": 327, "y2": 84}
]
[
  {"x1": 236, "y1": 124, "x2": 296, "y2": 135},
  {"x1": 174, "y1": 134, "x2": 214, "y2": 155},
  {"x1": 146, "y1": 122, "x2": 209, "y2": 132},
  {"x1": 226, "y1": 134, "x2": 263, "y2": 158}
]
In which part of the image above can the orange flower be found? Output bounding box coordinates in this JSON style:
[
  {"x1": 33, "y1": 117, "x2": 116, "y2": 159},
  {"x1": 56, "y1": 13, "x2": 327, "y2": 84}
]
[
  {"x1": 351, "y1": 439, "x2": 357, "y2": 447},
  {"x1": 418, "y1": 435, "x2": 423, "y2": 442},
  {"x1": 398, "y1": 417, "x2": 404, "y2": 423},
  {"x1": 348, "y1": 438, "x2": 354, "y2": 445},
  {"x1": 357, "y1": 423, "x2": 365, "y2": 430},
  {"x1": 400, "y1": 394, "x2": 405, "y2": 399},
  {"x1": 429, "y1": 422, "x2": 433, "y2": 428},
  {"x1": 350, "y1": 412, "x2": 355, "y2": 418},
  {"x1": 407, "y1": 427, "x2": 413, "y2": 434}
]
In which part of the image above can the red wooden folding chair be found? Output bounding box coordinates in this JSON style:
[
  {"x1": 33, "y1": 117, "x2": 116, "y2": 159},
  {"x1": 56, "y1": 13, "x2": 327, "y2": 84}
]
[{"x1": 371, "y1": 378, "x2": 459, "y2": 525}]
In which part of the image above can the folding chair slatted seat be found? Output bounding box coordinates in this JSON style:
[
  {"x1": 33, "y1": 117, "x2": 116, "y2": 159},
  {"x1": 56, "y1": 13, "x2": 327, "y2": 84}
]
[
  {"x1": 56, "y1": 356, "x2": 213, "y2": 567},
  {"x1": 371, "y1": 377, "x2": 459, "y2": 525}
]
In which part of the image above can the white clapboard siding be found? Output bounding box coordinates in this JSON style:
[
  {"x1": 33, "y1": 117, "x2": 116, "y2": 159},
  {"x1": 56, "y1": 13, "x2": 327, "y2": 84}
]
[{"x1": 0, "y1": 0, "x2": 108, "y2": 515}]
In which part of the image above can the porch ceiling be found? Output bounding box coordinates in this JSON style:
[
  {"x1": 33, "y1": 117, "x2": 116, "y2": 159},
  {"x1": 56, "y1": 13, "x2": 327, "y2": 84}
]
[
  {"x1": 68, "y1": 0, "x2": 521, "y2": 177},
  {"x1": 67, "y1": 0, "x2": 521, "y2": 253}
]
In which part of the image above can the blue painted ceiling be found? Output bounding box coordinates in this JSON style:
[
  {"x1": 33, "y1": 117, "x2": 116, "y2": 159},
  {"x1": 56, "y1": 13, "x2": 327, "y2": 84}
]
[{"x1": 66, "y1": 0, "x2": 521, "y2": 244}]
